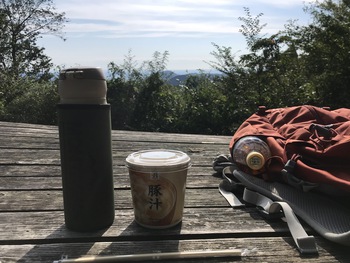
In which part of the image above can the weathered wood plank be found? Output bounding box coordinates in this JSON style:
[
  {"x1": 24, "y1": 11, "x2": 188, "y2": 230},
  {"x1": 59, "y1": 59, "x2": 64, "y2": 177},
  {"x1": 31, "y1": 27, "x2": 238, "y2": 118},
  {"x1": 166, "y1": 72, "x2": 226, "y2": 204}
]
[
  {"x1": 1, "y1": 237, "x2": 347, "y2": 263},
  {"x1": 0, "y1": 165, "x2": 62, "y2": 177},
  {"x1": 2, "y1": 121, "x2": 347, "y2": 263},
  {"x1": 0, "y1": 208, "x2": 300, "y2": 243},
  {"x1": 0, "y1": 165, "x2": 221, "y2": 189},
  {"x1": 0, "y1": 136, "x2": 229, "y2": 151},
  {"x1": 0, "y1": 137, "x2": 230, "y2": 154},
  {"x1": 0, "y1": 149, "x2": 226, "y2": 166},
  {"x1": 0, "y1": 164, "x2": 216, "y2": 178},
  {"x1": 0, "y1": 142, "x2": 227, "y2": 160},
  {"x1": 0, "y1": 136, "x2": 59, "y2": 149},
  {"x1": 0, "y1": 121, "x2": 58, "y2": 130},
  {"x1": 0, "y1": 173, "x2": 220, "y2": 190},
  {"x1": 0, "y1": 149, "x2": 60, "y2": 165},
  {"x1": 0, "y1": 188, "x2": 229, "y2": 211},
  {"x1": 0, "y1": 121, "x2": 232, "y2": 144}
]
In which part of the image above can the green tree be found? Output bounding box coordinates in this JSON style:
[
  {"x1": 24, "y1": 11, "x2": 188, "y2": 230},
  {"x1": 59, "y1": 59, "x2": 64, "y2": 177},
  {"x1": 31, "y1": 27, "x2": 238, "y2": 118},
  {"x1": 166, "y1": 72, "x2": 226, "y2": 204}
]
[
  {"x1": 0, "y1": 74, "x2": 59, "y2": 124},
  {"x1": 107, "y1": 50, "x2": 143, "y2": 130},
  {"x1": 0, "y1": 0, "x2": 66, "y2": 124},
  {"x1": 178, "y1": 73, "x2": 230, "y2": 134},
  {"x1": 210, "y1": 7, "x2": 317, "y2": 118},
  {"x1": 0, "y1": 0, "x2": 66, "y2": 79},
  {"x1": 108, "y1": 50, "x2": 182, "y2": 132},
  {"x1": 297, "y1": 0, "x2": 350, "y2": 107},
  {"x1": 238, "y1": 8, "x2": 315, "y2": 108},
  {"x1": 131, "y1": 51, "x2": 177, "y2": 131},
  {"x1": 208, "y1": 8, "x2": 270, "y2": 129}
]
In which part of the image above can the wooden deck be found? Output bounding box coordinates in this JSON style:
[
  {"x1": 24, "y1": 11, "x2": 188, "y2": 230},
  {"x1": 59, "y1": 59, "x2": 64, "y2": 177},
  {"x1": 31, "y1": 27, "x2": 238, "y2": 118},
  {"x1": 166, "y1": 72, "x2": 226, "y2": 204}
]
[{"x1": 0, "y1": 121, "x2": 348, "y2": 262}]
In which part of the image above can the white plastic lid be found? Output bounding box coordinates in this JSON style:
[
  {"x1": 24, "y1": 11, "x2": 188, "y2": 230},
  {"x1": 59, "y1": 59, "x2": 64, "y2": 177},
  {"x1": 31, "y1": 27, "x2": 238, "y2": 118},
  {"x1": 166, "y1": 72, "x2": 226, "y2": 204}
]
[
  {"x1": 58, "y1": 67, "x2": 107, "y2": 104},
  {"x1": 126, "y1": 149, "x2": 191, "y2": 173}
]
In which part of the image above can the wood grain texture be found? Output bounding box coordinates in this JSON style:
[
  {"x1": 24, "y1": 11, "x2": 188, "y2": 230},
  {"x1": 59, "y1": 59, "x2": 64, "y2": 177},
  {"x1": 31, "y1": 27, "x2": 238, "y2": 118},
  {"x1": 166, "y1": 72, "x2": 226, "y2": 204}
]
[
  {"x1": 0, "y1": 121, "x2": 348, "y2": 263},
  {"x1": 1, "y1": 237, "x2": 348, "y2": 263}
]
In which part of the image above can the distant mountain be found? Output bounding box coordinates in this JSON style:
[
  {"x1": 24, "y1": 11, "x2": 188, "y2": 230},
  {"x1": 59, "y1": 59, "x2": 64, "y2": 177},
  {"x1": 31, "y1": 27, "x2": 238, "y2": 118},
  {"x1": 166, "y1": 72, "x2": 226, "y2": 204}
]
[
  {"x1": 162, "y1": 70, "x2": 222, "y2": 86},
  {"x1": 167, "y1": 74, "x2": 190, "y2": 86}
]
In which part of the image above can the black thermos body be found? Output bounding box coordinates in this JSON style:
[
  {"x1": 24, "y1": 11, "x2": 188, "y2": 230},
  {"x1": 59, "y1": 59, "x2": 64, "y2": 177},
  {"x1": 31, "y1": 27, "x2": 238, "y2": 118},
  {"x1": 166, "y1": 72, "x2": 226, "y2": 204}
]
[{"x1": 57, "y1": 67, "x2": 115, "y2": 232}]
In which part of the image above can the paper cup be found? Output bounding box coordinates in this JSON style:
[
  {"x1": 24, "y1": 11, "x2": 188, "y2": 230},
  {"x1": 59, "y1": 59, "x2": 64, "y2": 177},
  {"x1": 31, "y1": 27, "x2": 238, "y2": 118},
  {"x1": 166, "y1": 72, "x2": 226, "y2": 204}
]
[{"x1": 126, "y1": 149, "x2": 191, "y2": 229}]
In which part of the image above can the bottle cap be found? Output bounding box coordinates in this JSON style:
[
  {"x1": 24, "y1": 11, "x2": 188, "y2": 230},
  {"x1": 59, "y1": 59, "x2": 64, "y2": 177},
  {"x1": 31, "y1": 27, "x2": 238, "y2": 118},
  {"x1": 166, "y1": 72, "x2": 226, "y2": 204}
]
[
  {"x1": 58, "y1": 67, "x2": 107, "y2": 104},
  {"x1": 246, "y1": 151, "x2": 265, "y2": 170}
]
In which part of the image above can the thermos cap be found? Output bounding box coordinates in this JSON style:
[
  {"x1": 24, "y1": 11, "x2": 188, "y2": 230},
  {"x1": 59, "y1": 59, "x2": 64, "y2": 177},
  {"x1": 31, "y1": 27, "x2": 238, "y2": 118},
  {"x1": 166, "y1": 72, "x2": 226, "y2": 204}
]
[
  {"x1": 59, "y1": 67, "x2": 105, "y2": 80},
  {"x1": 58, "y1": 67, "x2": 107, "y2": 104}
]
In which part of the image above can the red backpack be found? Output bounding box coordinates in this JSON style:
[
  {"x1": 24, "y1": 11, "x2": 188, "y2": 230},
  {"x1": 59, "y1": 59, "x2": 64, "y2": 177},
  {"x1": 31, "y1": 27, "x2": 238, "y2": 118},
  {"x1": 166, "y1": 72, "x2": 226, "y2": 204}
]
[
  {"x1": 214, "y1": 105, "x2": 350, "y2": 252},
  {"x1": 229, "y1": 105, "x2": 350, "y2": 196}
]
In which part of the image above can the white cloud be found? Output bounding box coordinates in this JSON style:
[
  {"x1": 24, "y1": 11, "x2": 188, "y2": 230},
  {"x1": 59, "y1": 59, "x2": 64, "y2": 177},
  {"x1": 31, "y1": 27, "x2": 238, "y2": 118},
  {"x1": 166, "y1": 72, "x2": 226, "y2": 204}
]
[
  {"x1": 57, "y1": 0, "x2": 249, "y2": 37},
  {"x1": 59, "y1": 0, "x2": 310, "y2": 37},
  {"x1": 44, "y1": 0, "x2": 313, "y2": 70}
]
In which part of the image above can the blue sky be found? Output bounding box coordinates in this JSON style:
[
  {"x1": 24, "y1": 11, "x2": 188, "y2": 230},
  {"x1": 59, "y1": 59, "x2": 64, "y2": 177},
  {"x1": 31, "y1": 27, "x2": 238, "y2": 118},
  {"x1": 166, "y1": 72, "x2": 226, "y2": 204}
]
[{"x1": 38, "y1": 0, "x2": 316, "y2": 72}]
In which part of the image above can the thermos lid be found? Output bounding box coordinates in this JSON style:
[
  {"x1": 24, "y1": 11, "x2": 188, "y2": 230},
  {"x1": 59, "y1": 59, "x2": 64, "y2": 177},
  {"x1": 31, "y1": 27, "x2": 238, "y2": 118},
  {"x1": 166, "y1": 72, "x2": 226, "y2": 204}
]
[
  {"x1": 58, "y1": 67, "x2": 107, "y2": 104},
  {"x1": 59, "y1": 67, "x2": 105, "y2": 80},
  {"x1": 126, "y1": 149, "x2": 191, "y2": 173}
]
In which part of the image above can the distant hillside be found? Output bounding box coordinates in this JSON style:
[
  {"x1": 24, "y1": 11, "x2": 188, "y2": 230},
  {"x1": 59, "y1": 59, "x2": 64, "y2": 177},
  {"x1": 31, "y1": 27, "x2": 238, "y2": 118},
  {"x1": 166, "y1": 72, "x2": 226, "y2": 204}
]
[{"x1": 162, "y1": 70, "x2": 222, "y2": 86}]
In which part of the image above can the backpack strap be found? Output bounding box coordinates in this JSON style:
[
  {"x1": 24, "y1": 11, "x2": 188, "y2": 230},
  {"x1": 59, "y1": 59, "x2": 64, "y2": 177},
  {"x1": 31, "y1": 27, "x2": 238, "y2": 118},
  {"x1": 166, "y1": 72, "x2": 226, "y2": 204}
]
[
  {"x1": 220, "y1": 165, "x2": 318, "y2": 255},
  {"x1": 282, "y1": 158, "x2": 319, "y2": 192},
  {"x1": 243, "y1": 188, "x2": 318, "y2": 254}
]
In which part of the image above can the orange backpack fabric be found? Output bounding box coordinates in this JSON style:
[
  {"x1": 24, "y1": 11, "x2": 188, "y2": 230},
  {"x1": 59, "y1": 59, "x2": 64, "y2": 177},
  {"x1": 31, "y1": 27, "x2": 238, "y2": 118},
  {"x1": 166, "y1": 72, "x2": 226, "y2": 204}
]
[{"x1": 229, "y1": 105, "x2": 350, "y2": 196}]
